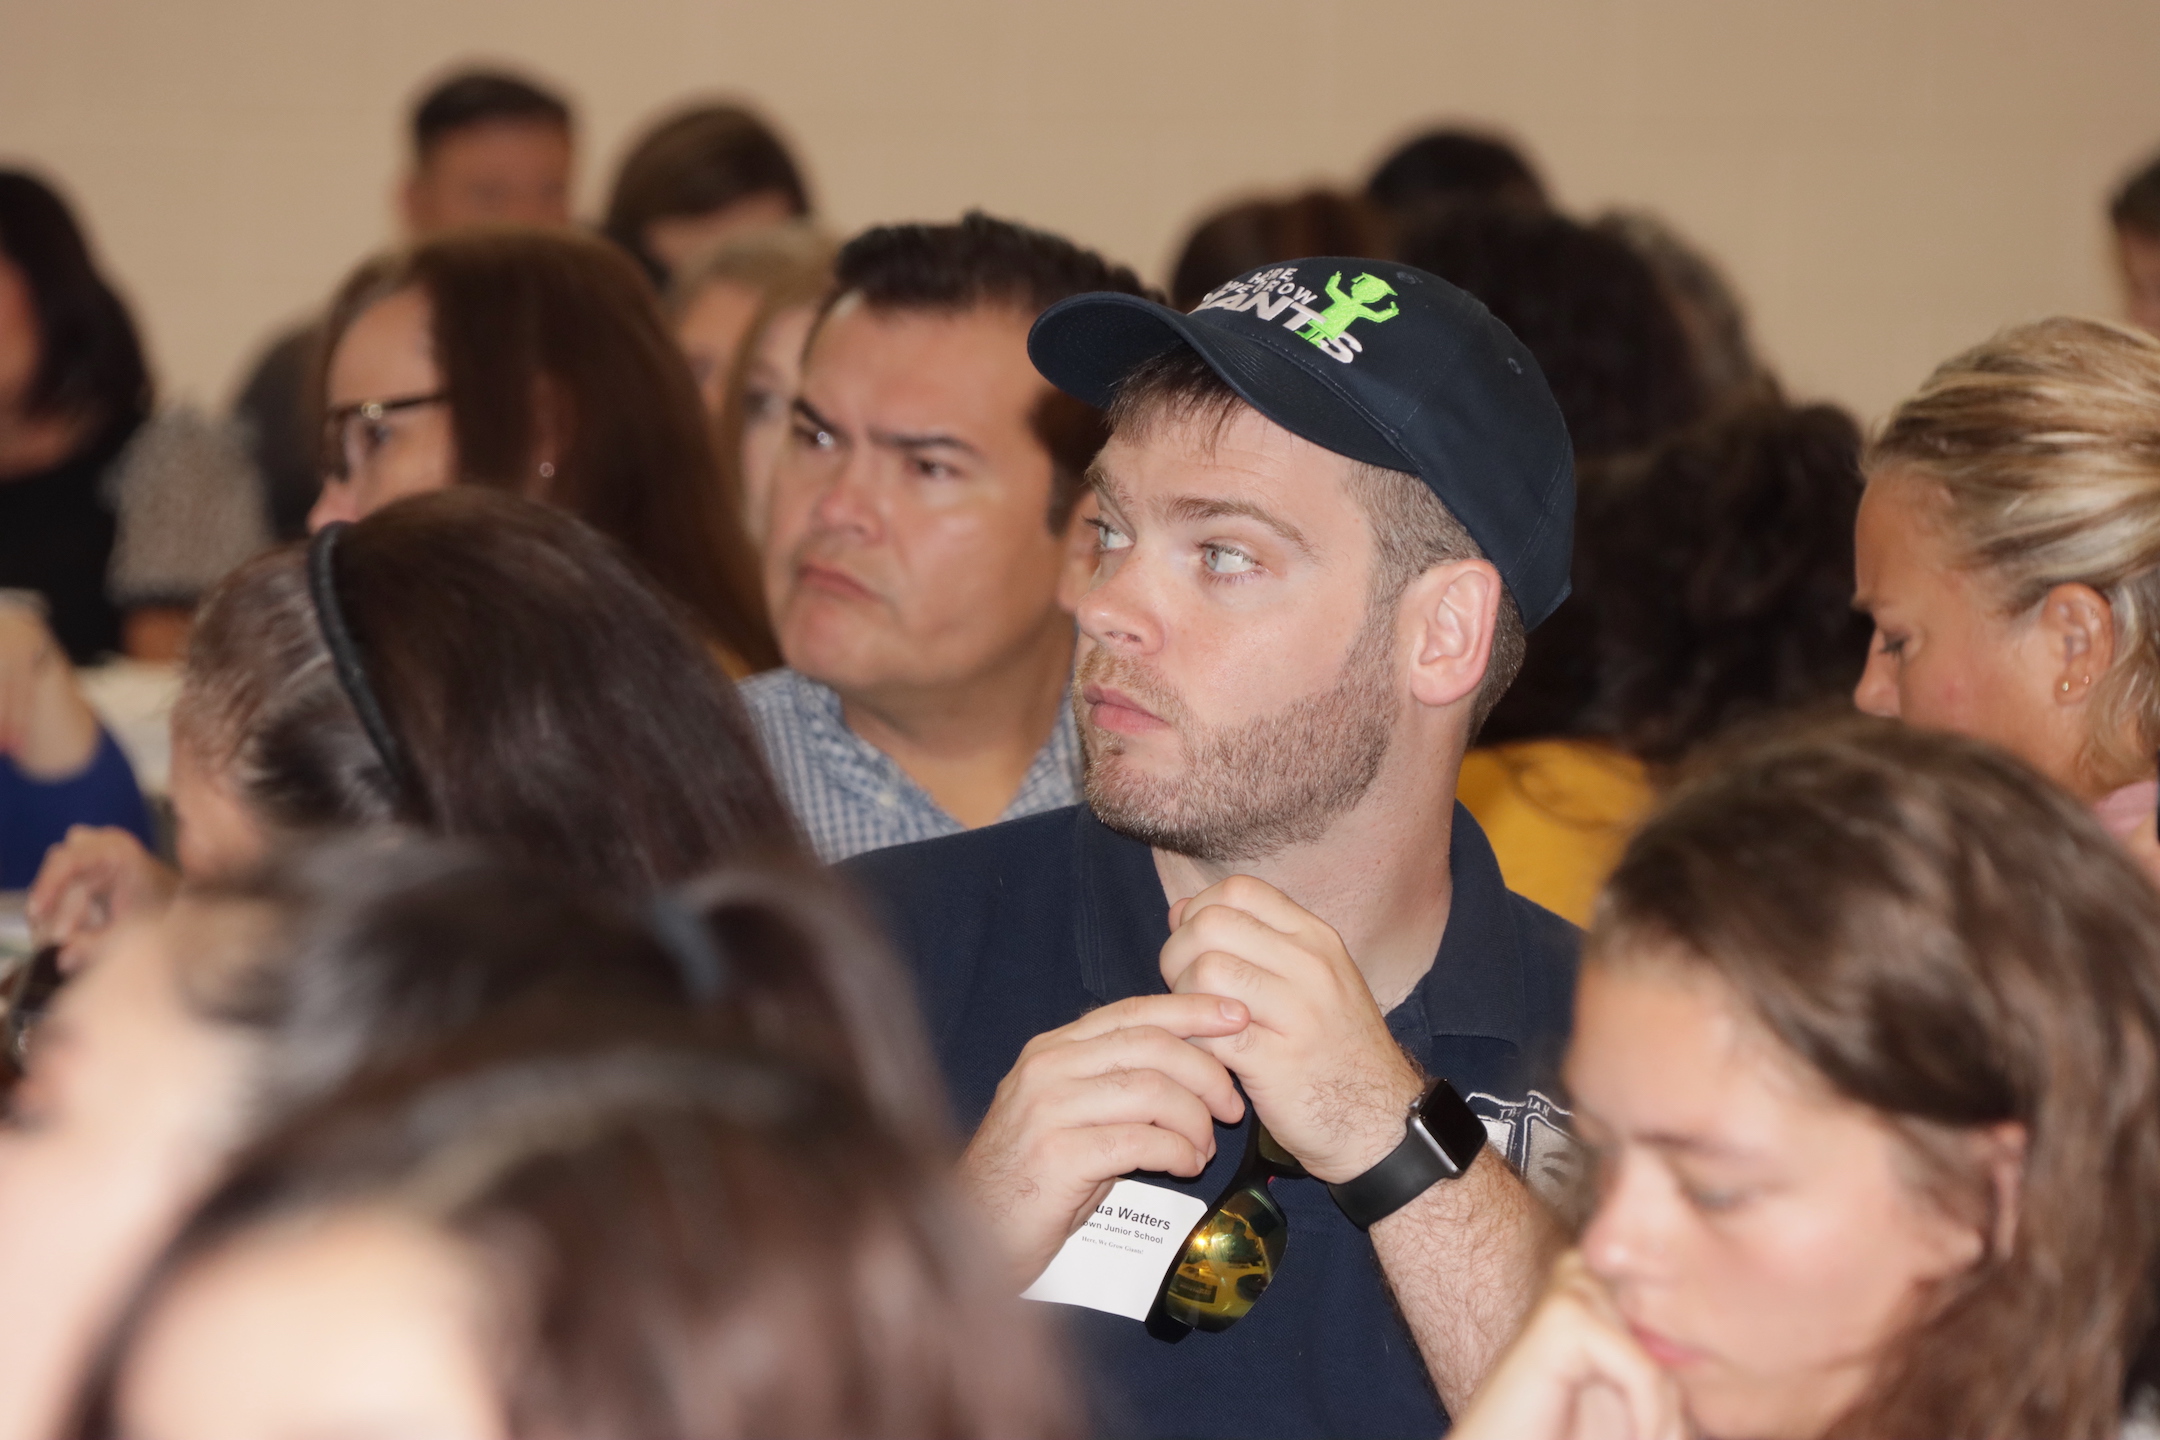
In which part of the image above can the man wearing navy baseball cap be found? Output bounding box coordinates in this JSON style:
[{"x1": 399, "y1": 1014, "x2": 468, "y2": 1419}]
[{"x1": 848, "y1": 258, "x2": 1580, "y2": 1438}]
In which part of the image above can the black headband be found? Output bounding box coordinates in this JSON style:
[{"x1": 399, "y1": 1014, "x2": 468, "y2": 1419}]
[
  {"x1": 305, "y1": 523, "x2": 411, "y2": 799},
  {"x1": 645, "y1": 891, "x2": 731, "y2": 1005}
]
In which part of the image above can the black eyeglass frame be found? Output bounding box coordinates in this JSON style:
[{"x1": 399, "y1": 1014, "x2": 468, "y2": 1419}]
[{"x1": 320, "y1": 391, "x2": 450, "y2": 482}]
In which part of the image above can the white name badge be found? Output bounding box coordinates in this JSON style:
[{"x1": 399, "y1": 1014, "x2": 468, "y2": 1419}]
[{"x1": 1021, "y1": 1179, "x2": 1210, "y2": 1321}]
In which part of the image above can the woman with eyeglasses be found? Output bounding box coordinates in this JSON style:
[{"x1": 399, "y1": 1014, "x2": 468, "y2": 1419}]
[
  {"x1": 308, "y1": 227, "x2": 780, "y2": 675},
  {"x1": 25, "y1": 488, "x2": 799, "y2": 965},
  {"x1": 1448, "y1": 718, "x2": 2160, "y2": 1440}
]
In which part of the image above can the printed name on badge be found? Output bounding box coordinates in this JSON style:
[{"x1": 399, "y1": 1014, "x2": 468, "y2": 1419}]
[{"x1": 1021, "y1": 1179, "x2": 1210, "y2": 1322}]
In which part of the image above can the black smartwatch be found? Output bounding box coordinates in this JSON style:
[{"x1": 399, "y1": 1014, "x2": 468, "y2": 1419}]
[{"x1": 1326, "y1": 1077, "x2": 1488, "y2": 1230}]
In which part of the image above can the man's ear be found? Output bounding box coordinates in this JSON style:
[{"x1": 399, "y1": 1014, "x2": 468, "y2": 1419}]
[
  {"x1": 2038, "y1": 582, "x2": 2115, "y2": 705},
  {"x1": 1056, "y1": 491, "x2": 1100, "y2": 615},
  {"x1": 1403, "y1": 558, "x2": 1502, "y2": 712}
]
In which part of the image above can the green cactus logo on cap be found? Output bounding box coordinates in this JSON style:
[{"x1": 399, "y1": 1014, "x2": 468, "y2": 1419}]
[
  {"x1": 1192, "y1": 266, "x2": 1402, "y2": 364},
  {"x1": 1296, "y1": 272, "x2": 1400, "y2": 351}
]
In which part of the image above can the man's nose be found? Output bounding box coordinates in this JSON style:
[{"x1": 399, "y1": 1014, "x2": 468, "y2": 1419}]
[
  {"x1": 1076, "y1": 551, "x2": 1162, "y2": 655},
  {"x1": 805, "y1": 451, "x2": 881, "y2": 540}
]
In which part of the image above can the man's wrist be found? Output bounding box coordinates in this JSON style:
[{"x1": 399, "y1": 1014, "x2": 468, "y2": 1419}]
[
  {"x1": 1328, "y1": 1077, "x2": 1491, "y2": 1230},
  {"x1": 1304, "y1": 1061, "x2": 1427, "y2": 1184}
]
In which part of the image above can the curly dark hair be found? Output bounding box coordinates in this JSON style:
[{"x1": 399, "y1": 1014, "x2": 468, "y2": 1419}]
[
  {"x1": 1587, "y1": 399, "x2": 1873, "y2": 763},
  {"x1": 1365, "y1": 127, "x2": 1548, "y2": 215},
  {"x1": 1396, "y1": 204, "x2": 1705, "y2": 460},
  {"x1": 1168, "y1": 188, "x2": 1395, "y2": 310}
]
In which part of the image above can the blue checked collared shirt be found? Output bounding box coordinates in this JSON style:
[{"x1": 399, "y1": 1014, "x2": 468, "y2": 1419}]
[{"x1": 739, "y1": 668, "x2": 1083, "y2": 863}]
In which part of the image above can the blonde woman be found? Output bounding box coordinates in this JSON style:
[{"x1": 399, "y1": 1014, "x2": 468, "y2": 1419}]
[{"x1": 1853, "y1": 316, "x2": 2160, "y2": 880}]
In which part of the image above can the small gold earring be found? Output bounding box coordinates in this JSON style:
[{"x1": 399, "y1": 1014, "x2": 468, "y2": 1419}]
[{"x1": 2062, "y1": 679, "x2": 2074, "y2": 693}]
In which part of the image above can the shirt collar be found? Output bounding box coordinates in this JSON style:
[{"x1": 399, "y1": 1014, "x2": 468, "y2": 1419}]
[
  {"x1": 1071, "y1": 802, "x2": 1532, "y2": 1048},
  {"x1": 790, "y1": 669, "x2": 1082, "y2": 824}
]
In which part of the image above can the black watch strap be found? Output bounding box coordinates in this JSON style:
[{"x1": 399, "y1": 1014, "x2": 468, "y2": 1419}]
[{"x1": 1326, "y1": 1077, "x2": 1487, "y2": 1231}]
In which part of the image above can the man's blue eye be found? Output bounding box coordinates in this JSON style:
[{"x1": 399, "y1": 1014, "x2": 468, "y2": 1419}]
[
  {"x1": 1203, "y1": 545, "x2": 1255, "y2": 575},
  {"x1": 1091, "y1": 520, "x2": 1132, "y2": 551}
]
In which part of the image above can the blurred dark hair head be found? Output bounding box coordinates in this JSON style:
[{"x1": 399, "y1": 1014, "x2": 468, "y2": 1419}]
[
  {"x1": 2112, "y1": 149, "x2": 2160, "y2": 237},
  {"x1": 171, "y1": 837, "x2": 948, "y2": 1151},
  {"x1": 831, "y1": 211, "x2": 1156, "y2": 533},
  {"x1": 320, "y1": 229, "x2": 777, "y2": 667},
  {"x1": 1365, "y1": 127, "x2": 1548, "y2": 216},
  {"x1": 1480, "y1": 401, "x2": 1867, "y2": 753},
  {"x1": 0, "y1": 170, "x2": 150, "y2": 446},
  {"x1": 1586, "y1": 400, "x2": 1871, "y2": 764},
  {"x1": 172, "y1": 488, "x2": 797, "y2": 893},
  {"x1": 1593, "y1": 716, "x2": 2160, "y2": 1440},
  {"x1": 409, "y1": 68, "x2": 573, "y2": 163},
  {"x1": 79, "y1": 1033, "x2": 1057, "y2": 1438},
  {"x1": 1398, "y1": 204, "x2": 1706, "y2": 460},
  {"x1": 1596, "y1": 208, "x2": 1772, "y2": 411},
  {"x1": 604, "y1": 104, "x2": 811, "y2": 275},
  {"x1": 1168, "y1": 188, "x2": 1395, "y2": 311}
]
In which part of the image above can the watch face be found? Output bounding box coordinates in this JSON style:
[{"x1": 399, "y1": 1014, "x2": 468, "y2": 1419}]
[{"x1": 1414, "y1": 1079, "x2": 1488, "y2": 1173}]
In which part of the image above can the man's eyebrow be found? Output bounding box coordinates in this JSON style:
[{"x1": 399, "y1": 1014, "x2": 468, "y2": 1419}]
[
  {"x1": 1085, "y1": 460, "x2": 1130, "y2": 516},
  {"x1": 866, "y1": 427, "x2": 983, "y2": 458},
  {"x1": 1164, "y1": 495, "x2": 1314, "y2": 557}
]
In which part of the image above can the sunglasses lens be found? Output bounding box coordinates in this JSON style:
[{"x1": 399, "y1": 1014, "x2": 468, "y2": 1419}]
[{"x1": 1161, "y1": 1183, "x2": 1287, "y2": 1333}]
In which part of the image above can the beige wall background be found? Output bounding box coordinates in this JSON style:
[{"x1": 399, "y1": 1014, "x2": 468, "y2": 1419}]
[{"x1": 3, "y1": 0, "x2": 2157, "y2": 427}]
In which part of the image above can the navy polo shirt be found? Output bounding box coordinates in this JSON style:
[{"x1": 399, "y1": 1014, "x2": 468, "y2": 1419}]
[{"x1": 846, "y1": 802, "x2": 1581, "y2": 1440}]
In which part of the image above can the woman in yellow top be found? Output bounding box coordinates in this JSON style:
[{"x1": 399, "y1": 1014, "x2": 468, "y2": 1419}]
[{"x1": 1460, "y1": 398, "x2": 1874, "y2": 922}]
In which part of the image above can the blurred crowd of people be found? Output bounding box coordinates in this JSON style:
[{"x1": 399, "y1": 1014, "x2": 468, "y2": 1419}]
[{"x1": 4, "y1": 59, "x2": 2160, "y2": 1440}]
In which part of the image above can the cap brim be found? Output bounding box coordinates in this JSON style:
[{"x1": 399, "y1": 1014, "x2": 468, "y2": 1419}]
[{"x1": 1028, "y1": 293, "x2": 1413, "y2": 477}]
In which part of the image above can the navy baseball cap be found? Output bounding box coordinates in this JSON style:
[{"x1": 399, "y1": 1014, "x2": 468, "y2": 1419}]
[{"x1": 1027, "y1": 257, "x2": 1575, "y2": 629}]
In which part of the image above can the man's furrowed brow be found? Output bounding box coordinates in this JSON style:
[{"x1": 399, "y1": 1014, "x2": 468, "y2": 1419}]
[
  {"x1": 1165, "y1": 494, "x2": 1315, "y2": 557},
  {"x1": 793, "y1": 395, "x2": 841, "y2": 435},
  {"x1": 867, "y1": 426, "x2": 983, "y2": 458}
]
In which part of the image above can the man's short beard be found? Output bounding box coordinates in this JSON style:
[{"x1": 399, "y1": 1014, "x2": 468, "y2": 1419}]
[{"x1": 1077, "y1": 601, "x2": 1399, "y2": 865}]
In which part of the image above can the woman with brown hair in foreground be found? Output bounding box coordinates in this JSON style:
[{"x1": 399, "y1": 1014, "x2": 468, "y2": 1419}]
[
  {"x1": 60, "y1": 856, "x2": 1061, "y2": 1440},
  {"x1": 1453, "y1": 718, "x2": 2160, "y2": 1439}
]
